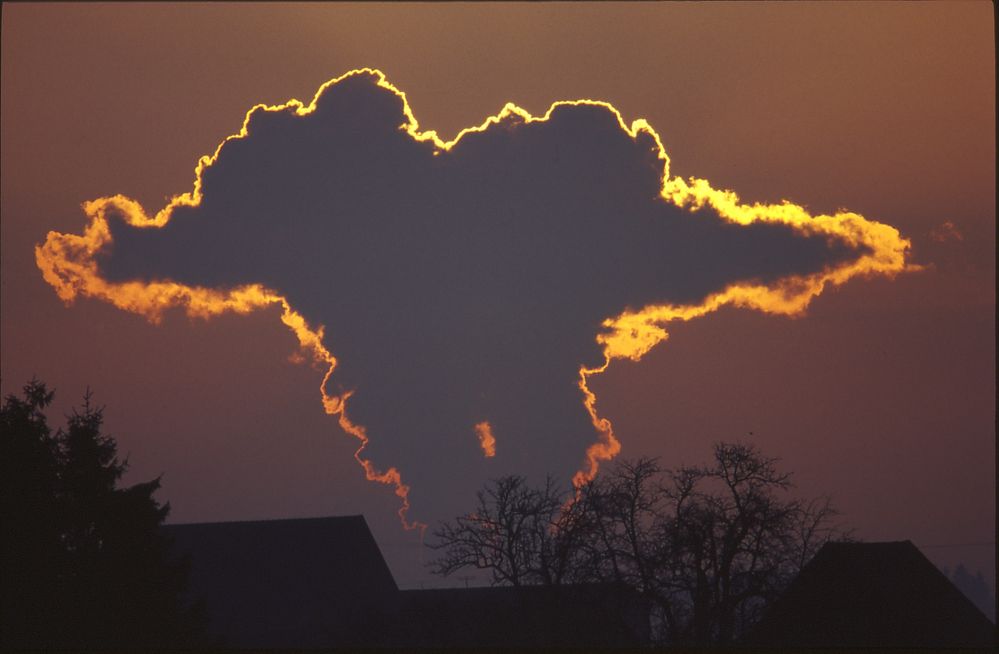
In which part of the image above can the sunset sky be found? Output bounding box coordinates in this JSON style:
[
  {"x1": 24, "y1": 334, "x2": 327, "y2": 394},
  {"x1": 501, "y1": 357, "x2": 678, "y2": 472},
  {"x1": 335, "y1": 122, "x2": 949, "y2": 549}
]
[{"x1": 2, "y1": 2, "x2": 994, "y2": 590}]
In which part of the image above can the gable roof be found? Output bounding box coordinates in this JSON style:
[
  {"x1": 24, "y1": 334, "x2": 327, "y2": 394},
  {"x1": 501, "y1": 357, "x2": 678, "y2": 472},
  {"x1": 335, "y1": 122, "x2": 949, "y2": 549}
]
[
  {"x1": 164, "y1": 515, "x2": 397, "y2": 648},
  {"x1": 744, "y1": 540, "x2": 996, "y2": 648}
]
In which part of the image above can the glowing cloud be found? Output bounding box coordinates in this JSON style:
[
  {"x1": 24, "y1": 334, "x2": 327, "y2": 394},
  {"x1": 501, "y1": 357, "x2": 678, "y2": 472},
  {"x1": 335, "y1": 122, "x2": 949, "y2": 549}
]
[
  {"x1": 475, "y1": 422, "x2": 497, "y2": 459},
  {"x1": 37, "y1": 69, "x2": 912, "y2": 526}
]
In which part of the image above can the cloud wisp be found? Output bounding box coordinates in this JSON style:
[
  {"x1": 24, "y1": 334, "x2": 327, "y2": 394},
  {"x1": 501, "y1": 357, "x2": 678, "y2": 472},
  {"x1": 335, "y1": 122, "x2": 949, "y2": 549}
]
[{"x1": 37, "y1": 69, "x2": 912, "y2": 527}]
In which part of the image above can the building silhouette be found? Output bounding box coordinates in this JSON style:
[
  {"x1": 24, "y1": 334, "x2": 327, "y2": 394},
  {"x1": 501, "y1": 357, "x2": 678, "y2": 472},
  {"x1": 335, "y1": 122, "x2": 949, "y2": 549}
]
[
  {"x1": 744, "y1": 540, "x2": 996, "y2": 648},
  {"x1": 393, "y1": 583, "x2": 650, "y2": 648},
  {"x1": 166, "y1": 515, "x2": 649, "y2": 648},
  {"x1": 164, "y1": 516, "x2": 397, "y2": 647},
  {"x1": 167, "y1": 518, "x2": 994, "y2": 648}
]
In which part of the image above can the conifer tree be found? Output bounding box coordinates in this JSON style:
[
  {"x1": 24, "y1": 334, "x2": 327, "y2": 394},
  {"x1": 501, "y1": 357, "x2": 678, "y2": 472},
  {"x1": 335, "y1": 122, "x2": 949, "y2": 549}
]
[{"x1": 1, "y1": 380, "x2": 206, "y2": 648}]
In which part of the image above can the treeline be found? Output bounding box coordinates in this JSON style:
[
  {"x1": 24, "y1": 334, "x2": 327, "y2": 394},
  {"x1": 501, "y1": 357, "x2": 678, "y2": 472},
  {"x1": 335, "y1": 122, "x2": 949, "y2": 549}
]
[
  {"x1": 0, "y1": 380, "x2": 206, "y2": 648},
  {"x1": 430, "y1": 443, "x2": 848, "y2": 646}
]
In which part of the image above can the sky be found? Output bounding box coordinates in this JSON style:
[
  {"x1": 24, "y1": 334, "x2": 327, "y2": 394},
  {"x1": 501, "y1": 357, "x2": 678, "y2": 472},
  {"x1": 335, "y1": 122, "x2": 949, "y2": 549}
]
[{"x1": 2, "y1": 2, "x2": 994, "y2": 591}]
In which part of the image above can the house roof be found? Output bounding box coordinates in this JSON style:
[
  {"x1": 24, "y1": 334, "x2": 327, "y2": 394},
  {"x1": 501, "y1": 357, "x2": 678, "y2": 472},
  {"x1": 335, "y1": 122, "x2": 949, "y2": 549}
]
[
  {"x1": 744, "y1": 540, "x2": 996, "y2": 648},
  {"x1": 388, "y1": 583, "x2": 651, "y2": 648},
  {"x1": 164, "y1": 515, "x2": 397, "y2": 648}
]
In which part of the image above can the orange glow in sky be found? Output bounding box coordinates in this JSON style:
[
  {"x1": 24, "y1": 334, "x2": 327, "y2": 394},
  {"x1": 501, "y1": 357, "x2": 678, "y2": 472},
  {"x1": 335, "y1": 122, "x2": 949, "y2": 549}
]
[{"x1": 475, "y1": 421, "x2": 497, "y2": 458}]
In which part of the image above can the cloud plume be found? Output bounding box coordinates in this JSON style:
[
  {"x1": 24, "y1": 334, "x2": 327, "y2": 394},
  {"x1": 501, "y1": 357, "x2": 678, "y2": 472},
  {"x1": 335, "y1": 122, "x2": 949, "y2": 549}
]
[{"x1": 37, "y1": 69, "x2": 911, "y2": 527}]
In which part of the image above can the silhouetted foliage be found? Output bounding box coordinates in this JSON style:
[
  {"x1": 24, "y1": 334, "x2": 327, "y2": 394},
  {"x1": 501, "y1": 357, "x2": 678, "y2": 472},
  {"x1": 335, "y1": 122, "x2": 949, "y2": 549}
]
[
  {"x1": 0, "y1": 380, "x2": 206, "y2": 648},
  {"x1": 430, "y1": 441, "x2": 848, "y2": 646}
]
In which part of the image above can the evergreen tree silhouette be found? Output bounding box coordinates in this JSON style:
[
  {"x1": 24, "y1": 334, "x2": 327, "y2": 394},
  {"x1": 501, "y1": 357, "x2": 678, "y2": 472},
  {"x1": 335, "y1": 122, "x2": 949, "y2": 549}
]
[
  {"x1": 1, "y1": 380, "x2": 206, "y2": 648},
  {"x1": 1, "y1": 380, "x2": 62, "y2": 644}
]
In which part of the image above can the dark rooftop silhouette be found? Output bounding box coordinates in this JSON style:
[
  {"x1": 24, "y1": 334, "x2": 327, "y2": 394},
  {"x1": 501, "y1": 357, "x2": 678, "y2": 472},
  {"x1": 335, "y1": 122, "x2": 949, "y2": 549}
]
[
  {"x1": 390, "y1": 583, "x2": 650, "y2": 648},
  {"x1": 164, "y1": 515, "x2": 397, "y2": 648},
  {"x1": 744, "y1": 540, "x2": 996, "y2": 648},
  {"x1": 166, "y1": 515, "x2": 652, "y2": 648},
  {"x1": 167, "y1": 518, "x2": 993, "y2": 649}
]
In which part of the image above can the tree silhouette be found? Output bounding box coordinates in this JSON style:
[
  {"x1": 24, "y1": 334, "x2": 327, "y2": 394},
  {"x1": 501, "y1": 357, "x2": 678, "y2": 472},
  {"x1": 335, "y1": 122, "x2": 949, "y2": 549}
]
[
  {"x1": 429, "y1": 441, "x2": 847, "y2": 646},
  {"x1": 653, "y1": 443, "x2": 845, "y2": 644},
  {"x1": 1, "y1": 380, "x2": 62, "y2": 645},
  {"x1": 429, "y1": 475, "x2": 592, "y2": 586},
  {"x1": 0, "y1": 380, "x2": 206, "y2": 648}
]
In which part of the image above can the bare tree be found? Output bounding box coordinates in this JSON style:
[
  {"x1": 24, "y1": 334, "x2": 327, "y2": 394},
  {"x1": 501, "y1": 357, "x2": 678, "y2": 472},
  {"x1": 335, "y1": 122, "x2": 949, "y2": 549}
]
[
  {"x1": 429, "y1": 442, "x2": 848, "y2": 646},
  {"x1": 429, "y1": 475, "x2": 592, "y2": 586},
  {"x1": 645, "y1": 442, "x2": 847, "y2": 644},
  {"x1": 578, "y1": 459, "x2": 667, "y2": 593}
]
